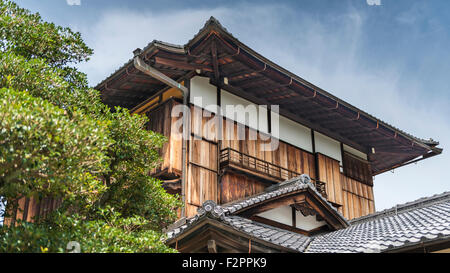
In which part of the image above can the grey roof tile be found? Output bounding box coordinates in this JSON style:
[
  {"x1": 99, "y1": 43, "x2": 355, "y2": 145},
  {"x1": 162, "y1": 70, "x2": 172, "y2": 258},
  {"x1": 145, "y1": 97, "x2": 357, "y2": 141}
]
[
  {"x1": 306, "y1": 192, "x2": 450, "y2": 253},
  {"x1": 166, "y1": 176, "x2": 449, "y2": 253}
]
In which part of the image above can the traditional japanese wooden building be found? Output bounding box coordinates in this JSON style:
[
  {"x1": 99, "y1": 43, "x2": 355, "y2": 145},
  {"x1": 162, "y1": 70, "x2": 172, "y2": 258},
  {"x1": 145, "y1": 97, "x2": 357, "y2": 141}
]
[
  {"x1": 93, "y1": 17, "x2": 448, "y2": 252},
  {"x1": 5, "y1": 17, "x2": 448, "y2": 253},
  {"x1": 95, "y1": 16, "x2": 442, "y2": 220}
]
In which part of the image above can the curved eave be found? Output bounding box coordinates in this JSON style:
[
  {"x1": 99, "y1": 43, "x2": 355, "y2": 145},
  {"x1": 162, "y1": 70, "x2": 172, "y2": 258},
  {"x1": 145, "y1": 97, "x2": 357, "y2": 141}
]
[
  {"x1": 183, "y1": 18, "x2": 441, "y2": 174},
  {"x1": 190, "y1": 18, "x2": 438, "y2": 151}
]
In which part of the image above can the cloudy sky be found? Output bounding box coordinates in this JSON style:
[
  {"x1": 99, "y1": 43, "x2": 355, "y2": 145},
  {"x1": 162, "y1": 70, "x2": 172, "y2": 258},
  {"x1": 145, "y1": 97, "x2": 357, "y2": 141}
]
[{"x1": 14, "y1": 0, "x2": 450, "y2": 211}]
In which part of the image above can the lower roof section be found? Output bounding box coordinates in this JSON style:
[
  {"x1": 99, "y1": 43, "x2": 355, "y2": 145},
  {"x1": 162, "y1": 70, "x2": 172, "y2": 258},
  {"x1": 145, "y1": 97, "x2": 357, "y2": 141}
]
[
  {"x1": 307, "y1": 191, "x2": 450, "y2": 253},
  {"x1": 166, "y1": 176, "x2": 450, "y2": 253}
]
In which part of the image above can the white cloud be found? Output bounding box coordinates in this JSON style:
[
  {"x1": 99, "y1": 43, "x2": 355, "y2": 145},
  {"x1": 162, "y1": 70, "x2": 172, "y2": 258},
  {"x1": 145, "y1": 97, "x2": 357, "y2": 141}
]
[
  {"x1": 66, "y1": 0, "x2": 81, "y2": 6},
  {"x1": 77, "y1": 7, "x2": 229, "y2": 86},
  {"x1": 76, "y1": 3, "x2": 449, "y2": 211},
  {"x1": 366, "y1": 0, "x2": 381, "y2": 6}
]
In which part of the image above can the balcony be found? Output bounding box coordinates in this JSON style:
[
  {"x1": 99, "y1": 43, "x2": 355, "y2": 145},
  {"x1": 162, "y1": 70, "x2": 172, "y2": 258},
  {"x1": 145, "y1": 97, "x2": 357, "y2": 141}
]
[{"x1": 219, "y1": 147, "x2": 327, "y2": 198}]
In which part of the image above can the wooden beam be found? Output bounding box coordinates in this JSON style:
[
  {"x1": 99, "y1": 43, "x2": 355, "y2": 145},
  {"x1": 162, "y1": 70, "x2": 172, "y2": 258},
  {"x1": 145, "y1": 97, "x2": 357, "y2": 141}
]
[
  {"x1": 222, "y1": 68, "x2": 255, "y2": 79},
  {"x1": 152, "y1": 50, "x2": 190, "y2": 62},
  {"x1": 305, "y1": 194, "x2": 347, "y2": 230},
  {"x1": 189, "y1": 33, "x2": 214, "y2": 55},
  {"x1": 127, "y1": 72, "x2": 162, "y2": 83},
  {"x1": 168, "y1": 218, "x2": 297, "y2": 253},
  {"x1": 153, "y1": 56, "x2": 213, "y2": 72},
  {"x1": 231, "y1": 76, "x2": 269, "y2": 88},
  {"x1": 250, "y1": 215, "x2": 309, "y2": 236},
  {"x1": 320, "y1": 123, "x2": 362, "y2": 133},
  {"x1": 339, "y1": 129, "x2": 383, "y2": 139},
  {"x1": 307, "y1": 111, "x2": 342, "y2": 122},
  {"x1": 101, "y1": 90, "x2": 151, "y2": 100},
  {"x1": 117, "y1": 82, "x2": 166, "y2": 93},
  {"x1": 211, "y1": 39, "x2": 220, "y2": 80},
  {"x1": 267, "y1": 91, "x2": 315, "y2": 104},
  {"x1": 375, "y1": 150, "x2": 420, "y2": 156},
  {"x1": 238, "y1": 193, "x2": 307, "y2": 217},
  {"x1": 207, "y1": 240, "x2": 217, "y2": 253},
  {"x1": 104, "y1": 97, "x2": 141, "y2": 106}
]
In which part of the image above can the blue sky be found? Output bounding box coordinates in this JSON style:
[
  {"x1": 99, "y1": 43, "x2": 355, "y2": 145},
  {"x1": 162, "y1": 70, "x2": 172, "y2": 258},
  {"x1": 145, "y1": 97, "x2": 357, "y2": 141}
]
[{"x1": 13, "y1": 0, "x2": 450, "y2": 211}]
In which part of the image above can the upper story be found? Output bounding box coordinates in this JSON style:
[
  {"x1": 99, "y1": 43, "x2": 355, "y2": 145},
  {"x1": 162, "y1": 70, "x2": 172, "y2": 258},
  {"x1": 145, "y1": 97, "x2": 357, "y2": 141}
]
[{"x1": 97, "y1": 17, "x2": 442, "y2": 222}]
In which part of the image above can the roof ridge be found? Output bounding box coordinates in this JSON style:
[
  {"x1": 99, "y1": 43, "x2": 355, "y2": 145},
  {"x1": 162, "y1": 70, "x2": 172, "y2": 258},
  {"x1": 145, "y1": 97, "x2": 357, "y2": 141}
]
[{"x1": 350, "y1": 191, "x2": 450, "y2": 225}]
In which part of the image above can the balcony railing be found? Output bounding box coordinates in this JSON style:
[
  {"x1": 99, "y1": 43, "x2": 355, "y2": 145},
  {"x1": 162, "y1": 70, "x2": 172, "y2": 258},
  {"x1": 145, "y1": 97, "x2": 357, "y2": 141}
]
[{"x1": 219, "y1": 147, "x2": 327, "y2": 198}]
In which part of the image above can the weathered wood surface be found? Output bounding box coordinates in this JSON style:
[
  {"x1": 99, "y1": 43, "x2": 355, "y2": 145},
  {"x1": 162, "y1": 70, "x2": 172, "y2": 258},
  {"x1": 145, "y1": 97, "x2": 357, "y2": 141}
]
[
  {"x1": 219, "y1": 172, "x2": 266, "y2": 205},
  {"x1": 341, "y1": 174, "x2": 375, "y2": 219},
  {"x1": 316, "y1": 153, "x2": 343, "y2": 207},
  {"x1": 220, "y1": 118, "x2": 316, "y2": 180},
  {"x1": 316, "y1": 152, "x2": 374, "y2": 219},
  {"x1": 342, "y1": 151, "x2": 373, "y2": 186},
  {"x1": 145, "y1": 99, "x2": 182, "y2": 177},
  {"x1": 3, "y1": 197, "x2": 62, "y2": 226}
]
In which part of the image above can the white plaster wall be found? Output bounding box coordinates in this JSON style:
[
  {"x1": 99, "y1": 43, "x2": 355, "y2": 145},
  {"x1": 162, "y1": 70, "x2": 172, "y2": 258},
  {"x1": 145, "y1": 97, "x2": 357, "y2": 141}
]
[
  {"x1": 314, "y1": 131, "x2": 342, "y2": 163},
  {"x1": 343, "y1": 144, "x2": 368, "y2": 160},
  {"x1": 271, "y1": 112, "x2": 313, "y2": 152},
  {"x1": 221, "y1": 90, "x2": 268, "y2": 132},
  {"x1": 295, "y1": 211, "x2": 326, "y2": 231},
  {"x1": 257, "y1": 205, "x2": 292, "y2": 226},
  {"x1": 257, "y1": 205, "x2": 326, "y2": 231},
  {"x1": 190, "y1": 76, "x2": 217, "y2": 112}
]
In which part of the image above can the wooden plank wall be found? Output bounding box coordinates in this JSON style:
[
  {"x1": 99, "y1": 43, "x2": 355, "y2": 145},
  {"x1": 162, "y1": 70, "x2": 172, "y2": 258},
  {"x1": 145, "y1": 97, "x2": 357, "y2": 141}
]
[
  {"x1": 220, "y1": 119, "x2": 316, "y2": 180},
  {"x1": 220, "y1": 172, "x2": 267, "y2": 204},
  {"x1": 145, "y1": 99, "x2": 182, "y2": 176},
  {"x1": 185, "y1": 105, "x2": 219, "y2": 217},
  {"x1": 3, "y1": 197, "x2": 61, "y2": 226},
  {"x1": 341, "y1": 175, "x2": 375, "y2": 219},
  {"x1": 342, "y1": 152, "x2": 373, "y2": 186},
  {"x1": 316, "y1": 153, "x2": 343, "y2": 208},
  {"x1": 316, "y1": 153, "x2": 375, "y2": 219}
]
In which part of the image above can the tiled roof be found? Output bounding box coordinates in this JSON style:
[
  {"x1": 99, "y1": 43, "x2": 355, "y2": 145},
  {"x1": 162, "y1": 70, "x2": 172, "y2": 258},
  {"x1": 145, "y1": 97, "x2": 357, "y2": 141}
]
[
  {"x1": 166, "y1": 200, "x2": 311, "y2": 252},
  {"x1": 306, "y1": 192, "x2": 450, "y2": 253},
  {"x1": 167, "y1": 174, "x2": 345, "y2": 251},
  {"x1": 167, "y1": 181, "x2": 450, "y2": 253},
  {"x1": 223, "y1": 216, "x2": 311, "y2": 252}
]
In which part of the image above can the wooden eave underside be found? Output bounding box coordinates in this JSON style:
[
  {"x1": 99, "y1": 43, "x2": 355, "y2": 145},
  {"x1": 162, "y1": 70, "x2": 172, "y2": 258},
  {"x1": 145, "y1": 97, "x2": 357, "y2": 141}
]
[
  {"x1": 166, "y1": 217, "x2": 297, "y2": 253},
  {"x1": 96, "y1": 18, "x2": 440, "y2": 175}
]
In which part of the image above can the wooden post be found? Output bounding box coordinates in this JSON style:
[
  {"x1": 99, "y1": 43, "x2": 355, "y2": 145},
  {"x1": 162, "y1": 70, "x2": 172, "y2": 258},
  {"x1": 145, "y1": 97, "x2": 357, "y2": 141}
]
[{"x1": 208, "y1": 240, "x2": 217, "y2": 253}]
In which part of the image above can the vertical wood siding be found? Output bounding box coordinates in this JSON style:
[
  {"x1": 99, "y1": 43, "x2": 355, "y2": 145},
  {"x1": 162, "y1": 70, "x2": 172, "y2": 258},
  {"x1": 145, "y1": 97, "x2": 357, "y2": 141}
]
[{"x1": 340, "y1": 175, "x2": 375, "y2": 219}]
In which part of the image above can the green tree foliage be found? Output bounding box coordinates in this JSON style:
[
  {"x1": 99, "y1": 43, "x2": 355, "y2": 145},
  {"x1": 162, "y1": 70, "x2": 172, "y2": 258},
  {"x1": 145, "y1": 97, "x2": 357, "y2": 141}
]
[
  {"x1": 1, "y1": 209, "x2": 176, "y2": 253},
  {"x1": 0, "y1": 88, "x2": 109, "y2": 203},
  {"x1": 0, "y1": 0, "x2": 181, "y2": 252},
  {"x1": 0, "y1": 0, "x2": 92, "y2": 66}
]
